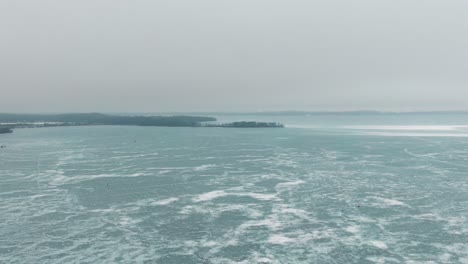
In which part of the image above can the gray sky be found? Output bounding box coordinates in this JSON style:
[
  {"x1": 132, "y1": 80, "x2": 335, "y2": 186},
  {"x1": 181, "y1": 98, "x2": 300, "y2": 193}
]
[{"x1": 1, "y1": 0, "x2": 467, "y2": 113}]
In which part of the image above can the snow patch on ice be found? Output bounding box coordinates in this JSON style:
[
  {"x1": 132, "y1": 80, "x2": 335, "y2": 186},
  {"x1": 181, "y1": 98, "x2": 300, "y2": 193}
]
[
  {"x1": 193, "y1": 190, "x2": 228, "y2": 202},
  {"x1": 192, "y1": 190, "x2": 278, "y2": 203},
  {"x1": 375, "y1": 197, "x2": 407, "y2": 207},
  {"x1": 370, "y1": 241, "x2": 388, "y2": 250},
  {"x1": 268, "y1": 235, "x2": 294, "y2": 244},
  {"x1": 152, "y1": 197, "x2": 179, "y2": 206}
]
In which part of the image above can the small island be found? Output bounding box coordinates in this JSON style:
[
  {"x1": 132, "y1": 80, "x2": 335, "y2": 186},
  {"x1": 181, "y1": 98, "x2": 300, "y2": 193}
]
[{"x1": 0, "y1": 127, "x2": 13, "y2": 134}]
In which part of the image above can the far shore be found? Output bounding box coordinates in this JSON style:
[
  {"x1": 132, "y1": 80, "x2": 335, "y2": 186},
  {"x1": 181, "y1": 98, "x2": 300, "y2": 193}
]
[{"x1": 0, "y1": 113, "x2": 285, "y2": 133}]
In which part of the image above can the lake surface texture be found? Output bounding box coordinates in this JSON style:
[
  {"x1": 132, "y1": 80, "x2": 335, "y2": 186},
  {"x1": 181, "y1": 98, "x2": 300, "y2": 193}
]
[{"x1": 1, "y1": 113, "x2": 467, "y2": 263}]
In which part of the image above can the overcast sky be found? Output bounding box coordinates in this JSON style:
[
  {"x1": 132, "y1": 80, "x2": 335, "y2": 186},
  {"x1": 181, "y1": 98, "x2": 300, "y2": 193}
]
[{"x1": 1, "y1": 0, "x2": 467, "y2": 113}]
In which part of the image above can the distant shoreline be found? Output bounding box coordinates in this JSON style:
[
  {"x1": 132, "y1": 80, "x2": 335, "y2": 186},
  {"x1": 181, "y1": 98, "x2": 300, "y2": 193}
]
[
  {"x1": 4, "y1": 110, "x2": 468, "y2": 116},
  {"x1": 0, "y1": 113, "x2": 284, "y2": 132},
  {"x1": 181, "y1": 110, "x2": 468, "y2": 116}
]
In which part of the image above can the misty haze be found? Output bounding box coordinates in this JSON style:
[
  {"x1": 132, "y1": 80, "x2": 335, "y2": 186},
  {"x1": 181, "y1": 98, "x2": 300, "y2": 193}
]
[{"x1": 1, "y1": 1, "x2": 467, "y2": 263}]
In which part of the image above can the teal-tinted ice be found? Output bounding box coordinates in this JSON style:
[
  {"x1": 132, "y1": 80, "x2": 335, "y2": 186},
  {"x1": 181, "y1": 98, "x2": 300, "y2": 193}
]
[{"x1": 1, "y1": 114, "x2": 467, "y2": 263}]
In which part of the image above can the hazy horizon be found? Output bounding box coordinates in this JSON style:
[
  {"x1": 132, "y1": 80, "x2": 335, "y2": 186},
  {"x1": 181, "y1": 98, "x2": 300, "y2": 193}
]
[
  {"x1": 1, "y1": 0, "x2": 468, "y2": 113},
  {"x1": 3, "y1": 110, "x2": 468, "y2": 116}
]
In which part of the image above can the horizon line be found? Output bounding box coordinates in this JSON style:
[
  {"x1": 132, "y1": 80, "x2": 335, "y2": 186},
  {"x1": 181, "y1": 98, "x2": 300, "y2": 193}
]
[{"x1": 2, "y1": 110, "x2": 468, "y2": 115}]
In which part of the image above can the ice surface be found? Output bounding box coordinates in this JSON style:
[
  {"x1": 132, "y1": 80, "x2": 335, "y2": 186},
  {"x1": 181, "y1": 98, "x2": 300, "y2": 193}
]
[{"x1": 1, "y1": 120, "x2": 467, "y2": 263}]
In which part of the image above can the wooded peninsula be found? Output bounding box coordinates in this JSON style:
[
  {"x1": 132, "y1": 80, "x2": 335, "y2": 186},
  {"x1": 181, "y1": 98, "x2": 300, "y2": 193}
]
[{"x1": 0, "y1": 113, "x2": 284, "y2": 133}]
